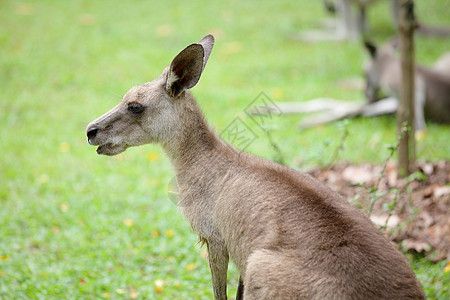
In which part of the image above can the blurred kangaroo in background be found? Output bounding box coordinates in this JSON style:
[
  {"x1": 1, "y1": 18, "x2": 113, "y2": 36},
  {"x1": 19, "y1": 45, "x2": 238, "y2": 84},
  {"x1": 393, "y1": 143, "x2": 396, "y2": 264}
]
[
  {"x1": 86, "y1": 35, "x2": 425, "y2": 300},
  {"x1": 364, "y1": 40, "x2": 450, "y2": 131},
  {"x1": 432, "y1": 52, "x2": 450, "y2": 81},
  {"x1": 319, "y1": 0, "x2": 450, "y2": 41}
]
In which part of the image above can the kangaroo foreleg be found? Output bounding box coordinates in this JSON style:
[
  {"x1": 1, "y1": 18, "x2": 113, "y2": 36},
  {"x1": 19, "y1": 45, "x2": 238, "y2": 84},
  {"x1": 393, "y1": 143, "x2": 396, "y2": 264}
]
[
  {"x1": 236, "y1": 275, "x2": 244, "y2": 300},
  {"x1": 207, "y1": 240, "x2": 229, "y2": 300}
]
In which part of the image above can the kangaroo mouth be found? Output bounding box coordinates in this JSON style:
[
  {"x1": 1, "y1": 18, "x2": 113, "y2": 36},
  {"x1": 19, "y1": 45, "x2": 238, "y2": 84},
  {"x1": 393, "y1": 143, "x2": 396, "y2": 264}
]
[
  {"x1": 97, "y1": 143, "x2": 112, "y2": 155},
  {"x1": 96, "y1": 143, "x2": 125, "y2": 156}
]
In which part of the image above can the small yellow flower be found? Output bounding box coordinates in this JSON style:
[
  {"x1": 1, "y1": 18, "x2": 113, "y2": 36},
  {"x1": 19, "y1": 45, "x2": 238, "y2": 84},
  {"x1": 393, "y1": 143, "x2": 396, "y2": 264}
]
[
  {"x1": 271, "y1": 87, "x2": 284, "y2": 100},
  {"x1": 60, "y1": 203, "x2": 69, "y2": 212},
  {"x1": 113, "y1": 154, "x2": 125, "y2": 161},
  {"x1": 444, "y1": 261, "x2": 450, "y2": 273},
  {"x1": 156, "y1": 25, "x2": 173, "y2": 37},
  {"x1": 130, "y1": 291, "x2": 139, "y2": 299},
  {"x1": 185, "y1": 263, "x2": 197, "y2": 271},
  {"x1": 154, "y1": 279, "x2": 165, "y2": 293},
  {"x1": 14, "y1": 3, "x2": 34, "y2": 15},
  {"x1": 123, "y1": 218, "x2": 134, "y2": 227},
  {"x1": 222, "y1": 41, "x2": 243, "y2": 55},
  {"x1": 0, "y1": 255, "x2": 8, "y2": 261},
  {"x1": 78, "y1": 14, "x2": 97, "y2": 26},
  {"x1": 151, "y1": 230, "x2": 160, "y2": 238},
  {"x1": 155, "y1": 279, "x2": 165, "y2": 287},
  {"x1": 415, "y1": 130, "x2": 427, "y2": 141},
  {"x1": 59, "y1": 142, "x2": 70, "y2": 152},
  {"x1": 147, "y1": 152, "x2": 159, "y2": 162},
  {"x1": 173, "y1": 282, "x2": 180, "y2": 287},
  {"x1": 165, "y1": 229, "x2": 175, "y2": 237},
  {"x1": 102, "y1": 292, "x2": 110, "y2": 298},
  {"x1": 38, "y1": 174, "x2": 49, "y2": 184}
]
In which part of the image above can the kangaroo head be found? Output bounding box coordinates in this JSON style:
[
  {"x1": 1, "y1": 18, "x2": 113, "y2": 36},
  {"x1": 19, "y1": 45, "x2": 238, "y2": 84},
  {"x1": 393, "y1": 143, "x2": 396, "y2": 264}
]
[
  {"x1": 86, "y1": 35, "x2": 215, "y2": 156},
  {"x1": 363, "y1": 40, "x2": 381, "y2": 103},
  {"x1": 363, "y1": 39, "x2": 398, "y2": 103}
]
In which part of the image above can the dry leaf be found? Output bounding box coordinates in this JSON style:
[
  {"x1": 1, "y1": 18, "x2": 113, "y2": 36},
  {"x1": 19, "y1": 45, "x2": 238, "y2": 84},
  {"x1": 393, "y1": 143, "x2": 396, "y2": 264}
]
[
  {"x1": 433, "y1": 186, "x2": 450, "y2": 198},
  {"x1": 370, "y1": 214, "x2": 400, "y2": 229},
  {"x1": 402, "y1": 239, "x2": 431, "y2": 253},
  {"x1": 385, "y1": 160, "x2": 398, "y2": 187},
  {"x1": 418, "y1": 211, "x2": 434, "y2": 228},
  {"x1": 421, "y1": 163, "x2": 434, "y2": 176},
  {"x1": 342, "y1": 165, "x2": 374, "y2": 184}
]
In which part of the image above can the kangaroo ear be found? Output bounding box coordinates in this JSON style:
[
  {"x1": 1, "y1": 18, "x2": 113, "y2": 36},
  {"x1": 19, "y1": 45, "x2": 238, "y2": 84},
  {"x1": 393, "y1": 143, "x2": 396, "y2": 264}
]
[
  {"x1": 197, "y1": 34, "x2": 215, "y2": 71},
  {"x1": 364, "y1": 40, "x2": 377, "y2": 58},
  {"x1": 166, "y1": 43, "x2": 204, "y2": 98}
]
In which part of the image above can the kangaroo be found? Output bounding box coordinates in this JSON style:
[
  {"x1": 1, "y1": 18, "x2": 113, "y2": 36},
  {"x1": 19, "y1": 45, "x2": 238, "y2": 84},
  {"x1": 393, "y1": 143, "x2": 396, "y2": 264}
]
[
  {"x1": 364, "y1": 40, "x2": 450, "y2": 131},
  {"x1": 316, "y1": 0, "x2": 450, "y2": 41},
  {"x1": 432, "y1": 52, "x2": 450, "y2": 81},
  {"x1": 86, "y1": 35, "x2": 425, "y2": 300}
]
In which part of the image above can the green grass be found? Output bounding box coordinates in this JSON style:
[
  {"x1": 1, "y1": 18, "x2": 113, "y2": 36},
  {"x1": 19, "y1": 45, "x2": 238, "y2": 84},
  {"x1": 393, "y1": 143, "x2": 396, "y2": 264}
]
[{"x1": 1, "y1": 0, "x2": 449, "y2": 299}]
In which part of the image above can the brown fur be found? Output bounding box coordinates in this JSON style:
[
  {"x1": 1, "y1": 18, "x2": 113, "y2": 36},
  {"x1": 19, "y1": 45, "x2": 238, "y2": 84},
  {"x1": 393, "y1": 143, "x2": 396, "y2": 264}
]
[{"x1": 87, "y1": 35, "x2": 425, "y2": 299}]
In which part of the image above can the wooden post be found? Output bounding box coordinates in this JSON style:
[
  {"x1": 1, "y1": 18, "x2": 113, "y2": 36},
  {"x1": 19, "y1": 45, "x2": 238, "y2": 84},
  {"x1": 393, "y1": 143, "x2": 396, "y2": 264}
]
[{"x1": 397, "y1": 0, "x2": 416, "y2": 177}]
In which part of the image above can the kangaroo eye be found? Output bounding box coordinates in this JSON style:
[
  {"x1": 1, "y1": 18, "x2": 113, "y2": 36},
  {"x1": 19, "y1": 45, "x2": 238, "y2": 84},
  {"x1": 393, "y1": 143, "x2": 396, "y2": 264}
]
[{"x1": 128, "y1": 102, "x2": 145, "y2": 114}]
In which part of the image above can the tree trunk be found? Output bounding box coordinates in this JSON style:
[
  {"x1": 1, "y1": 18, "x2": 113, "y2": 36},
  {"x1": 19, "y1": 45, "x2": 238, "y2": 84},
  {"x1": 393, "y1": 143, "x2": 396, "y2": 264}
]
[{"x1": 397, "y1": 0, "x2": 416, "y2": 177}]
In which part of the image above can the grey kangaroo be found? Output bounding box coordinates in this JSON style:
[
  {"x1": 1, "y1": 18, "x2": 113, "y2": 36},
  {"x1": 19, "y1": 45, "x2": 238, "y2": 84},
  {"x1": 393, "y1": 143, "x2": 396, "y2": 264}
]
[
  {"x1": 364, "y1": 40, "x2": 450, "y2": 130},
  {"x1": 86, "y1": 35, "x2": 425, "y2": 299}
]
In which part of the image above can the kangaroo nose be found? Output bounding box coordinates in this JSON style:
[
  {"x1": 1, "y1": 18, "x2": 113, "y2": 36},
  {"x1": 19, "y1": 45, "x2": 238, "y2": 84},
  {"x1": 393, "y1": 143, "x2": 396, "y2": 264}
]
[{"x1": 87, "y1": 128, "x2": 98, "y2": 140}]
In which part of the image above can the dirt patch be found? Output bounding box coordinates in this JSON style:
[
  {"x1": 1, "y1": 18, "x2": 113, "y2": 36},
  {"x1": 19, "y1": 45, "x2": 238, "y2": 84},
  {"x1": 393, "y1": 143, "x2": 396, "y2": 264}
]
[{"x1": 308, "y1": 160, "x2": 450, "y2": 261}]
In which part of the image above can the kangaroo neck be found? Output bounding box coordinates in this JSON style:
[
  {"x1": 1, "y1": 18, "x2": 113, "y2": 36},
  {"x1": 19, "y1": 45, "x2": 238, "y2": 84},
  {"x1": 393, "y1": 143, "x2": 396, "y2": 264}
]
[{"x1": 162, "y1": 94, "x2": 222, "y2": 174}]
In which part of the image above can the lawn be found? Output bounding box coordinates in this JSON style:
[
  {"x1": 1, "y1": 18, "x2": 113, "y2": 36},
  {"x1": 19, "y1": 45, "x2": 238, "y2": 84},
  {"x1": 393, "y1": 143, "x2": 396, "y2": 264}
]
[{"x1": 1, "y1": 0, "x2": 449, "y2": 299}]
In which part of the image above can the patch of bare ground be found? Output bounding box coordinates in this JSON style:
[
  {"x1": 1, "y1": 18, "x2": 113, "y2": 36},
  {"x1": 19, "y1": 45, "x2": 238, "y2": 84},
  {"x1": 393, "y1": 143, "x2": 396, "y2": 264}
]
[{"x1": 308, "y1": 160, "x2": 450, "y2": 261}]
